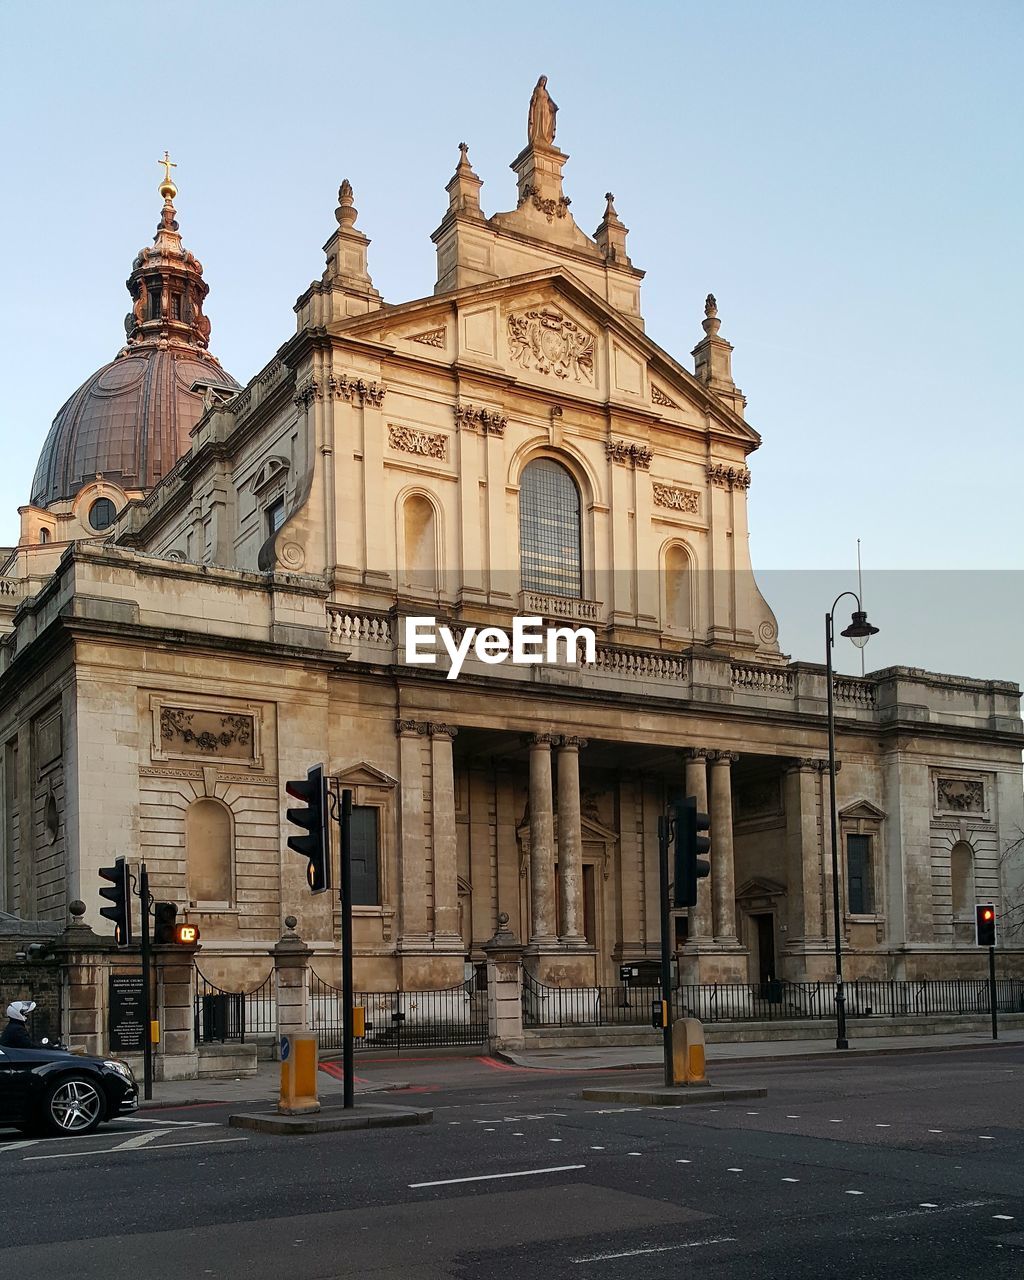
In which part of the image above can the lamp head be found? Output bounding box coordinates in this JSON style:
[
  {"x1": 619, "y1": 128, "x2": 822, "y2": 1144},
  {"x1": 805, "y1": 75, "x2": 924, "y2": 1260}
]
[{"x1": 841, "y1": 609, "x2": 879, "y2": 649}]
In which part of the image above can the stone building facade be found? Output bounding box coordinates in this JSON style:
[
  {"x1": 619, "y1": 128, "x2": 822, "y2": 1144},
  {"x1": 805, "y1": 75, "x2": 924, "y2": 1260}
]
[{"x1": 2, "y1": 84, "x2": 1022, "y2": 994}]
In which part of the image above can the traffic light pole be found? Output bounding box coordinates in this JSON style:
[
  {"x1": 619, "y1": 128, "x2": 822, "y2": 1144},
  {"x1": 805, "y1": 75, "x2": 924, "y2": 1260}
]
[
  {"x1": 989, "y1": 945, "x2": 998, "y2": 1041},
  {"x1": 139, "y1": 862, "x2": 153, "y2": 1101},
  {"x1": 657, "y1": 814, "x2": 673, "y2": 1089},
  {"x1": 339, "y1": 788, "x2": 355, "y2": 1109}
]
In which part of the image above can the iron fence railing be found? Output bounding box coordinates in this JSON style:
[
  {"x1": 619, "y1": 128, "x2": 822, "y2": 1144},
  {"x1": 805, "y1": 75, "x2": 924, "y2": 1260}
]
[
  {"x1": 308, "y1": 970, "x2": 488, "y2": 1052},
  {"x1": 193, "y1": 967, "x2": 276, "y2": 1044},
  {"x1": 522, "y1": 972, "x2": 1024, "y2": 1028}
]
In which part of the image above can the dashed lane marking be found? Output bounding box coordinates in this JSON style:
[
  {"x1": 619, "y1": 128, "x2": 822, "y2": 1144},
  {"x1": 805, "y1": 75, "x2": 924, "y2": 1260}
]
[
  {"x1": 845, "y1": 1190, "x2": 865, "y2": 1196},
  {"x1": 868, "y1": 1200, "x2": 993, "y2": 1222},
  {"x1": 410, "y1": 1165, "x2": 585, "y2": 1189},
  {"x1": 25, "y1": 1136, "x2": 249, "y2": 1162},
  {"x1": 993, "y1": 1215, "x2": 1015, "y2": 1221},
  {"x1": 570, "y1": 1237, "x2": 737, "y2": 1263}
]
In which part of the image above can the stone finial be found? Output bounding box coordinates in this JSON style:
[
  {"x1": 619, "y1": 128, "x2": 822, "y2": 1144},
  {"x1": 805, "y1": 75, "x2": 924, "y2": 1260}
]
[
  {"x1": 284, "y1": 915, "x2": 298, "y2": 932},
  {"x1": 69, "y1": 900, "x2": 86, "y2": 920},
  {"x1": 692, "y1": 291, "x2": 744, "y2": 414},
  {"x1": 702, "y1": 292, "x2": 722, "y2": 339},
  {"x1": 705, "y1": 293, "x2": 718, "y2": 318},
  {"x1": 594, "y1": 191, "x2": 630, "y2": 265},
  {"x1": 444, "y1": 141, "x2": 484, "y2": 218},
  {"x1": 335, "y1": 178, "x2": 357, "y2": 229}
]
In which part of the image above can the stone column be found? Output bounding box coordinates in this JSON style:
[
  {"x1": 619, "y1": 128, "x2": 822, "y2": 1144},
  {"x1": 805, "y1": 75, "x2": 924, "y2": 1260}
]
[
  {"x1": 709, "y1": 751, "x2": 740, "y2": 943},
  {"x1": 527, "y1": 733, "x2": 557, "y2": 947},
  {"x1": 153, "y1": 939, "x2": 200, "y2": 1081},
  {"x1": 481, "y1": 914, "x2": 526, "y2": 1052},
  {"x1": 396, "y1": 719, "x2": 430, "y2": 948},
  {"x1": 684, "y1": 749, "x2": 712, "y2": 940},
  {"x1": 556, "y1": 736, "x2": 587, "y2": 945},
  {"x1": 430, "y1": 723, "x2": 461, "y2": 943},
  {"x1": 270, "y1": 916, "x2": 312, "y2": 1054},
  {"x1": 51, "y1": 901, "x2": 116, "y2": 1058}
]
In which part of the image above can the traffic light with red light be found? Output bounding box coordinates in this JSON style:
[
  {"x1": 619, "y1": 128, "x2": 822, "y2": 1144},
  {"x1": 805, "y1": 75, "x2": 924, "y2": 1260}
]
[
  {"x1": 286, "y1": 764, "x2": 330, "y2": 893},
  {"x1": 98, "y1": 857, "x2": 133, "y2": 945},
  {"x1": 976, "y1": 903, "x2": 996, "y2": 948}
]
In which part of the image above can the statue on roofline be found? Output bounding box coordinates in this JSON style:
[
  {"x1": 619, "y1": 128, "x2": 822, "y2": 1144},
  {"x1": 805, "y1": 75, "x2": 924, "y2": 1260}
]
[{"x1": 528, "y1": 75, "x2": 557, "y2": 146}]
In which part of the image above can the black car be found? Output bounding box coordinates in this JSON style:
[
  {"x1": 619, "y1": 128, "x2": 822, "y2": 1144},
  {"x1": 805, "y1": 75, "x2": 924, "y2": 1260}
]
[{"x1": 0, "y1": 1042, "x2": 138, "y2": 1136}]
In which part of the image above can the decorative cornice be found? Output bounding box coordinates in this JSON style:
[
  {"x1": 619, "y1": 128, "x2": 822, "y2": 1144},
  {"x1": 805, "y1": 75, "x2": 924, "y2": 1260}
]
[
  {"x1": 409, "y1": 326, "x2": 446, "y2": 349},
  {"x1": 329, "y1": 373, "x2": 386, "y2": 407},
  {"x1": 652, "y1": 482, "x2": 699, "y2": 514},
  {"x1": 606, "y1": 440, "x2": 653, "y2": 470},
  {"x1": 387, "y1": 424, "x2": 447, "y2": 461},
  {"x1": 454, "y1": 403, "x2": 508, "y2": 436},
  {"x1": 707, "y1": 463, "x2": 751, "y2": 490}
]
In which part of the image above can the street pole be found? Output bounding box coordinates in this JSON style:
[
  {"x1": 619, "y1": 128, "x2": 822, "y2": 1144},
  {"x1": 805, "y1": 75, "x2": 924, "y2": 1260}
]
[
  {"x1": 989, "y1": 944, "x2": 998, "y2": 1041},
  {"x1": 339, "y1": 787, "x2": 355, "y2": 1109},
  {"x1": 825, "y1": 609, "x2": 849, "y2": 1051},
  {"x1": 657, "y1": 814, "x2": 673, "y2": 1088},
  {"x1": 139, "y1": 862, "x2": 153, "y2": 1101}
]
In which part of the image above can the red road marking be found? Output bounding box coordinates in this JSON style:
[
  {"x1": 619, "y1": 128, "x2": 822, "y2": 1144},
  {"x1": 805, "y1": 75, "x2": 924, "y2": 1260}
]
[{"x1": 318, "y1": 1062, "x2": 368, "y2": 1083}]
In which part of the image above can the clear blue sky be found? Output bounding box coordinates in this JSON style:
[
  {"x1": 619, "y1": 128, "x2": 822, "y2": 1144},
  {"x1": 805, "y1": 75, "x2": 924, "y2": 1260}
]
[{"x1": 1, "y1": 2, "x2": 1021, "y2": 680}]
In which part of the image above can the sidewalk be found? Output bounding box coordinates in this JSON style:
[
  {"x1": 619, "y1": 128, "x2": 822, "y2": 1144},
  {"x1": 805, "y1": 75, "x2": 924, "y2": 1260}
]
[
  {"x1": 500, "y1": 1027, "x2": 1024, "y2": 1071},
  {"x1": 137, "y1": 1027, "x2": 1024, "y2": 1108}
]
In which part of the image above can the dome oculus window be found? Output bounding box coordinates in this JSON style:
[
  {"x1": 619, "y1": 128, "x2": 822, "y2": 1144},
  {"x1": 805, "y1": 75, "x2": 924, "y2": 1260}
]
[{"x1": 88, "y1": 497, "x2": 117, "y2": 531}]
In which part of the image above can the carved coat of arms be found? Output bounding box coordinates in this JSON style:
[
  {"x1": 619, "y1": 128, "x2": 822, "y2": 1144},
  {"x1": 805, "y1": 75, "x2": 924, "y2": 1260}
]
[{"x1": 507, "y1": 309, "x2": 595, "y2": 382}]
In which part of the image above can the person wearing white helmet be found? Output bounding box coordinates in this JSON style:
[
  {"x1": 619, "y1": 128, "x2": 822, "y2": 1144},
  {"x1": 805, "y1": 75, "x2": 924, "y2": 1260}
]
[{"x1": 1, "y1": 1000, "x2": 41, "y2": 1049}]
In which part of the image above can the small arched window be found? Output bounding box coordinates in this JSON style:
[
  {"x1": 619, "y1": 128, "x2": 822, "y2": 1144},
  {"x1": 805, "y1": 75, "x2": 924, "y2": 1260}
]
[
  {"x1": 665, "y1": 544, "x2": 693, "y2": 631},
  {"x1": 951, "y1": 841, "x2": 975, "y2": 919},
  {"x1": 519, "y1": 458, "x2": 582, "y2": 598},
  {"x1": 89, "y1": 498, "x2": 117, "y2": 531},
  {"x1": 39, "y1": 528, "x2": 51, "y2": 544},
  {"x1": 402, "y1": 494, "x2": 438, "y2": 594},
  {"x1": 185, "y1": 798, "x2": 233, "y2": 905}
]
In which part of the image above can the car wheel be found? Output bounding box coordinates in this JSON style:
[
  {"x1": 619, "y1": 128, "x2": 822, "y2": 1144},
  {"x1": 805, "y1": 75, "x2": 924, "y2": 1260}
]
[{"x1": 42, "y1": 1075, "x2": 105, "y2": 1136}]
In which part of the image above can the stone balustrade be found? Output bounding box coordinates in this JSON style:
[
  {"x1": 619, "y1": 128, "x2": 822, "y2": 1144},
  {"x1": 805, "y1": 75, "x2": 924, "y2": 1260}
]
[{"x1": 731, "y1": 663, "x2": 794, "y2": 695}]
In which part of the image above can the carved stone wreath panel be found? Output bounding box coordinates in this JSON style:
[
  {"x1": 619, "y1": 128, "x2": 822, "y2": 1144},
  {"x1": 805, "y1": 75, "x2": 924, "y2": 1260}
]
[
  {"x1": 387, "y1": 424, "x2": 448, "y2": 461},
  {"x1": 933, "y1": 773, "x2": 988, "y2": 818},
  {"x1": 150, "y1": 697, "x2": 264, "y2": 769},
  {"x1": 507, "y1": 308, "x2": 595, "y2": 383},
  {"x1": 652, "y1": 482, "x2": 700, "y2": 513}
]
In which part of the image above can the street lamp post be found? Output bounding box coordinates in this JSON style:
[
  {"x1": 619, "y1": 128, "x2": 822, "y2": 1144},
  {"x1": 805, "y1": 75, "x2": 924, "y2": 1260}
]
[{"x1": 825, "y1": 592, "x2": 879, "y2": 1051}]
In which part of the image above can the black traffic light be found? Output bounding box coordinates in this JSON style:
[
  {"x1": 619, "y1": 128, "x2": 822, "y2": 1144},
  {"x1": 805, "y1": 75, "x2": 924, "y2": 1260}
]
[
  {"x1": 98, "y1": 857, "x2": 133, "y2": 945},
  {"x1": 976, "y1": 903, "x2": 996, "y2": 948},
  {"x1": 673, "y1": 795, "x2": 711, "y2": 909},
  {"x1": 286, "y1": 764, "x2": 330, "y2": 893},
  {"x1": 154, "y1": 901, "x2": 200, "y2": 945}
]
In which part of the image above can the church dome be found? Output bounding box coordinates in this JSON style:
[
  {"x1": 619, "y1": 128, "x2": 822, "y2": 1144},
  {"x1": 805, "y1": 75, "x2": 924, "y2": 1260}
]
[{"x1": 30, "y1": 157, "x2": 238, "y2": 508}]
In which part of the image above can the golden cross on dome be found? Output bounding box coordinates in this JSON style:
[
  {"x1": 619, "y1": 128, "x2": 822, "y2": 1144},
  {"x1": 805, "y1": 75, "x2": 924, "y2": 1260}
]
[{"x1": 159, "y1": 151, "x2": 177, "y2": 184}]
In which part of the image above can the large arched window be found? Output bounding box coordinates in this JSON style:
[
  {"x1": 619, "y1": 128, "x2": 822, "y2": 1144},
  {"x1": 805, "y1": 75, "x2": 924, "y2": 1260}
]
[
  {"x1": 519, "y1": 458, "x2": 582, "y2": 598},
  {"x1": 185, "y1": 798, "x2": 233, "y2": 905}
]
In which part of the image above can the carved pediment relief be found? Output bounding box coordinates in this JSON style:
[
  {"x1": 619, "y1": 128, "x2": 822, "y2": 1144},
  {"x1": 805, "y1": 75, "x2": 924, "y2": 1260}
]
[{"x1": 507, "y1": 307, "x2": 595, "y2": 383}]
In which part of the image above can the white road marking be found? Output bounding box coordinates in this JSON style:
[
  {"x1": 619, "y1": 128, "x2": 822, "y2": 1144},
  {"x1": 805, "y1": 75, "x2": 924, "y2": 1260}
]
[
  {"x1": 979, "y1": 1136, "x2": 995, "y2": 1141},
  {"x1": 875, "y1": 1124, "x2": 891, "y2": 1128},
  {"x1": 570, "y1": 1237, "x2": 737, "y2": 1263},
  {"x1": 919, "y1": 1203, "x2": 938, "y2": 1209},
  {"x1": 25, "y1": 1136, "x2": 249, "y2": 1162},
  {"x1": 1, "y1": 1140, "x2": 40, "y2": 1152},
  {"x1": 409, "y1": 1164, "x2": 585, "y2": 1189},
  {"x1": 927, "y1": 1129, "x2": 943, "y2": 1134},
  {"x1": 745, "y1": 1111, "x2": 759, "y2": 1115},
  {"x1": 119, "y1": 1117, "x2": 217, "y2": 1128},
  {"x1": 627, "y1": 1152, "x2": 642, "y2": 1157},
  {"x1": 591, "y1": 1146, "x2": 605, "y2": 1151},
  {"x1": 782, "y1": 1178, "x2": 800, "y2": 1183},
  {"x1": 829, "y1": 1119, "x2": 843, "y2": 1124},
  {"x1": 484, "y1": 1128, "x2": 495, "y2": 1132},
  {"x1": 727, "y1": 1167, "x2": 743, "y2": 1173},
  {"x1": 869, "y1": 1200, "x2": 993, "y2": 1223},
  {"x1": 513, "y1": 1132, "x2": 525, "y2": 1136},
  {"x1": 676, "y1": 1159, "x2": 691, "y2": 1164},
  {"x1": 845, "y1": 1190, "x2": 865, "y2": 1196},
  {"x1": 786, "y1": 1115, "x2": 800, "y2": 1119},
  {"x1": 113, "y1": 1128, "x2": 174, "y2": 1150},
  {"x1": 548, "y1": 1138, "x2": 562, "y2": 1142},
  {"x1": 993, "y1": 1215, "x2": 1015, "y2": 1221}
]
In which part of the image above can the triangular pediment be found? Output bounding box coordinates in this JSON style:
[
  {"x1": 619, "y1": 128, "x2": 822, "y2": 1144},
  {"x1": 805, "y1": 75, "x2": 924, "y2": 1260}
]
[
  {"x1": 736, "y1": 876, "x2": 787, "y2": 900},
  {"x1": 331, "y1": 761, "x2": 398, "y2": 789},
  {"x1": 839, "y1": 799, "x2": 886, "y2": 821},
  {"x1": 329, "y1": 268, "x2": 760, "y2": 447}
]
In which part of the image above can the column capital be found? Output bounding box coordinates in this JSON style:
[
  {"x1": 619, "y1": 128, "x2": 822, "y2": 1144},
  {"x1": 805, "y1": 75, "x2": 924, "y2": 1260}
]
[
  {"x1": 791, "y1": 756, "x2": 830, "y2": 773},
  {"x1": 428, "y1": 722, "x2": 458, "y2": 740},
  {"x1": 684, "y1": 746, "x2": 710, "y2": 761},
  {"x1": 558, "y1": 735, "x2": 588, "y2": 750},
  {"x1": 396, "y1": 718, "x2": 431, "y2": 737},
  {"x1": 526, "y1": 732, "x2": 559, "y2": 748},
  {"x1": 709, "y1": 750, "x2": 740, "y2": 765}
]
